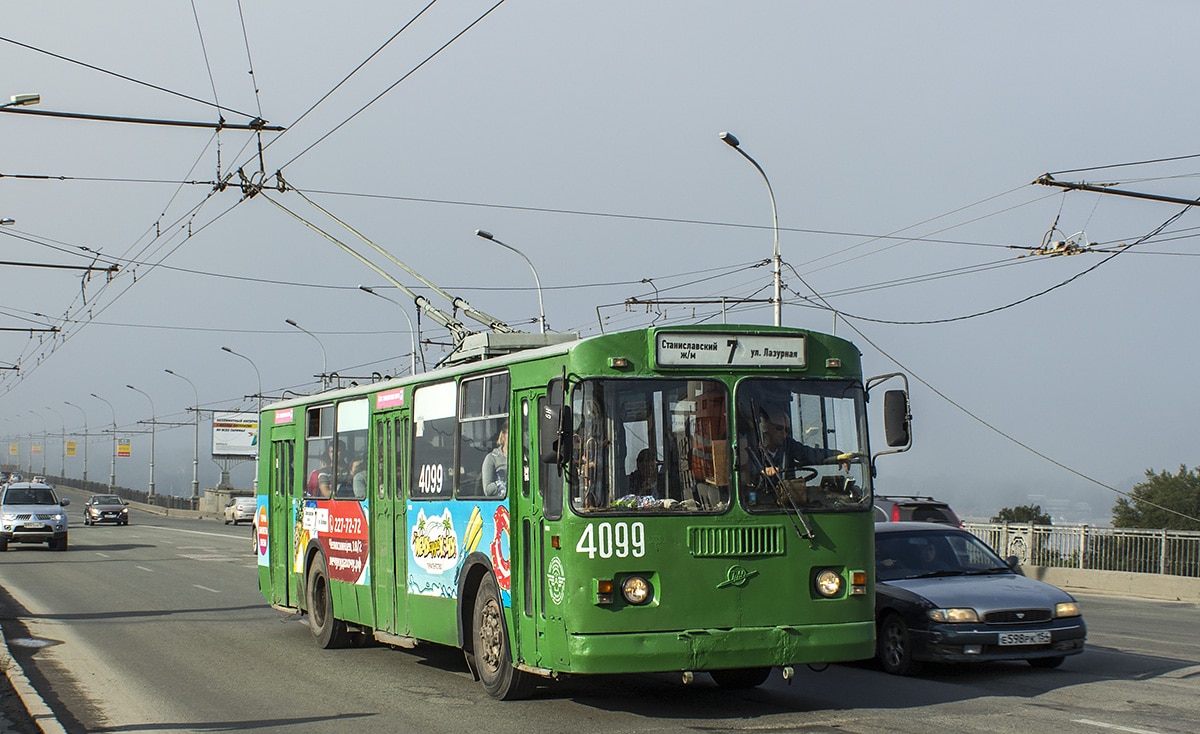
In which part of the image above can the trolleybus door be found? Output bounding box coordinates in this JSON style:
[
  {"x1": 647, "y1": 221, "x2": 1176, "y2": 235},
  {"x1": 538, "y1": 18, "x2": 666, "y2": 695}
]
[
  {"x1": 513, "y1": 393, "x2": 555, "y2": 666},
  {"x1": 371, "y1": 414, "x2": 409, "y2": 634},
  {"x1": 269, "y1": 439, "x2": 296, "y2": 607}
]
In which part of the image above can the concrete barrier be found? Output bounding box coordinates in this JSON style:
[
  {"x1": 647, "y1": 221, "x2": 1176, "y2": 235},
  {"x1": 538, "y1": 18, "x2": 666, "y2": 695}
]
[{"x1": 1025, "y1": 566, "x2": 1200, "y2": 602}]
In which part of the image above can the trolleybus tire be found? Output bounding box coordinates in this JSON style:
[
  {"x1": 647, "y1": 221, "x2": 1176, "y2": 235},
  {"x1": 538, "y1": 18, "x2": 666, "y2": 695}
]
[
  {"x1": 878, "y1": 613, "x2": 921, "y2": 676},
  {"x1": 306, "y1": 554, "x2": 348, "y2": 649},
  {"x1": 709, "y1": 666, "x2": 771, "y2": 689},
  {"x1": 472, "y1": 573, "x2": 534, "y2": 700}
]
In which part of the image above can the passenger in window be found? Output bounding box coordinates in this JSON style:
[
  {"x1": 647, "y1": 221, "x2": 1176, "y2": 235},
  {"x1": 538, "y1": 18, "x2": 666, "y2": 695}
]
[
  {"x1": 627, "y1": 449, "x2": 663, "y2": 496},
  {"x1": 314, "y1": 472, "x2": 333, "y2": 499},
  {"x1": 482, "y1": 425, "x2": 508, "y2": 497},
  {"x1": 351, "y1": 457, "x2": 368, "y2": 499},
  {"x1": 306, "y1": 443, "x2": 334, "y2": 496}
]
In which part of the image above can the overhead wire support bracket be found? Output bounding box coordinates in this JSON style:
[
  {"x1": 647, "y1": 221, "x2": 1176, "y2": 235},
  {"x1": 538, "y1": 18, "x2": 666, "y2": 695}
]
[
  {"x1": 0, "y1": 106, "x2": 285, "y2": 131},
  {"x1": 1035, "y1": 173, "x2": 1200, "y2": 208}
]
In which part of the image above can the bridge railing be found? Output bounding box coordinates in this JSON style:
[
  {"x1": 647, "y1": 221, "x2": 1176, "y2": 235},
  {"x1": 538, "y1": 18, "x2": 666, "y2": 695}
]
[{"x1": 964, "y1": 522, "x2": 1200, "y2": 578}]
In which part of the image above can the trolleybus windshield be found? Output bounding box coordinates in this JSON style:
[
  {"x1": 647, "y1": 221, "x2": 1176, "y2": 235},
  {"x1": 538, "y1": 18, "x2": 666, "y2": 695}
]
[{"x1": 735, "y1": 378, "x2": 869, "y2": 513}]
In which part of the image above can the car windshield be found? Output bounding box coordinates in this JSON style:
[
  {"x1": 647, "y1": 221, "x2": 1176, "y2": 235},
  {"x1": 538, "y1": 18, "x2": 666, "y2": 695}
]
[
  {"x1": 877, "y1": 529, "x2": 1011, "y2": 582},
  {"x1": 92, "y1": 495, "x2": 122, "y2": 504},
  {"x1": 4, "y1": 489, "x2": 57, "y2": 505},
  {"x1": 735, "y1": 378, "x2": 870, "y2": 513}
]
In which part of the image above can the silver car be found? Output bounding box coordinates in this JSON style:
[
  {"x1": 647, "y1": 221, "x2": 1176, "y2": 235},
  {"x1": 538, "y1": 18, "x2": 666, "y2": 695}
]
[{"x1": 1, "y1": 482, "x2": 71, "y2": 551}]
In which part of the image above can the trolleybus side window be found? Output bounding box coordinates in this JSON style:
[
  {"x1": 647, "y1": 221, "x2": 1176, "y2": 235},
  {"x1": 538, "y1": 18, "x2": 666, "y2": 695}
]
[
  {"x1": 458, "y1": 372, "x2": 510, "y2": 499},
  {"x1": 333, "y1": 399, "x2": 369, "y2": 500},
  {"x1": 411, "y1": 381, "x2": 456, "y2": 500},
  {"x1": 304, "y1": 405, "x2": 334, "y2": 498},
  {"x1": 568, "y1": 378, "x2": 729, "y2": 514}
]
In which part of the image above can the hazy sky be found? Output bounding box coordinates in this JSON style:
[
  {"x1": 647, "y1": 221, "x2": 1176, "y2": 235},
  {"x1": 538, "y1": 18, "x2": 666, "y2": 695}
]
[{"x1": 2, "y1": 2, "x2": 1197, "y2": 522}]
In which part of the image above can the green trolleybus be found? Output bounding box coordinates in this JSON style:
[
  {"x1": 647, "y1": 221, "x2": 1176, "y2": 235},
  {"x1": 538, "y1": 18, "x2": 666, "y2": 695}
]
[{"x1": 255, "y1": 324, "x2": 910, "y2": 698}]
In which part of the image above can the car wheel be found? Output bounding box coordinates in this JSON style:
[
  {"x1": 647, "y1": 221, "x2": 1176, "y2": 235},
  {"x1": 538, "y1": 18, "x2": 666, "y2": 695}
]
[
  {"x1": 306, "y1": 554, "x2": 348, "y2": 649},
  {"x1": 472, "y1": 573, "x2": 534, "y2": 700},
  {"x1": 0, "y1": 540, "x2": 7, "y2": 552},
  {"x1": 1028, "y1": 656, "x2": 1065, "y2": 669},
  {"x1": 224, "y1": 517, "x2": 231, "y2": 525},
  {"x1": 710, "y1": 667, "x2": 772, "y2": 689},
  {"x1": 878, "y1": 613, "x2": 922, "y2": 676}
]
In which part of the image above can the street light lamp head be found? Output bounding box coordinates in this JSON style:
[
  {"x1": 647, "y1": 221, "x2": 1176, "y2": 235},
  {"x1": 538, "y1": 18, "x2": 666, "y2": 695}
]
[
  {"x1": 719, "y1": 131, "x2": 740, "y2": 148},
  {"x1": 285, "y1": 318, "x2": 298, "y2": 327},
  {"x1": 358, "y1": 285, "x2": 373, "y2": 294},
  {"x1": 0, "y1": 218, "x2": 15, "y2": 226},
  {"x1": 475, "y1": 229, "x2": 494, "y2": 240},
  {"x1": 5, "y1": 93, "x2": 40, "y2": 108},
  {"x1": 221, "y1": 346, "x2": 233, "y2": 354}
]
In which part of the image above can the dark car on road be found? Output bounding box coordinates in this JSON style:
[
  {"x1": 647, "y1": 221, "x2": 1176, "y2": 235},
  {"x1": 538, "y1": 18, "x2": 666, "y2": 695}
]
[
  {"x1": 874, "y1": 494, "x2": 962, "y2": 525},
  {"x1": 0, "y1": 481, "x2": 70, "y2": 551},
  {"x1": 874, "y1": 522, "x2": 1086, "y2": 675},
  {"x1": 83, "y1": 494, "x2": 130, "y2": 526}
]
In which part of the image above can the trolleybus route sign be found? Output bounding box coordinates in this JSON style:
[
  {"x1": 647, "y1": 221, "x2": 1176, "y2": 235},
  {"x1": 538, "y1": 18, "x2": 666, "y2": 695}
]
[{"x1": 655, "y1": 332, "x2": 806, "y2": 368}]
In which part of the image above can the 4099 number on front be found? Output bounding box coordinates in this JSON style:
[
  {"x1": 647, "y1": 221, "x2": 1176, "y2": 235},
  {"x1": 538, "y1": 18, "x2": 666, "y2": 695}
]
[{"x1": 575, "y1": 521, "x2": 646, "y2": 559}]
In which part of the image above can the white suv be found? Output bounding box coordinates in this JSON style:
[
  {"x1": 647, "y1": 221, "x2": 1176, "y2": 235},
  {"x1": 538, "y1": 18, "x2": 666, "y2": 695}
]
[{"x1": 1, "y1": 482, "x2": 70, "y2": 551}]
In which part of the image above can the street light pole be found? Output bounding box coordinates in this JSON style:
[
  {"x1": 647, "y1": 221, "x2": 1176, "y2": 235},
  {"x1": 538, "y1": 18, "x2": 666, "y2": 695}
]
[
  {"x1": 90, "y1": 393, "x2": 118, "y2": 490},
  {"x1": 64, "y1": 401, "x2": 88, "y2": 486},
  {"x1": 165, "y1": 369, "x2": 201, "y2": 506},
  {"x1": 474, "y1": 229, "x2": 547, "y2": 333},
  {"x1": 358, "y1": 286, "x2": 419, "y2": 374},
  {"x1": 221, "y1": 346, "x2": 262, "y2": 414},
  {"x1": 126, "y1": 384, "x2": 156, "y2": 500},
  {"x1": 719, "y1": 131, "x2": 783, "y2": 327},
  {"x1": 28, "y1": 409, "x2": 47, "y2": 475},
  {"x1": 45, "y1": 405, "x2": 66, "y2": 479},
  {"x1": 285, "y1": 319, "x2": 329, "y2": 390}
]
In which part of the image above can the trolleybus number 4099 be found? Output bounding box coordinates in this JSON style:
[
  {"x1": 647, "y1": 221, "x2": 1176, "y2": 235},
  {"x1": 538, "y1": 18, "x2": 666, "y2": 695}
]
[{"x1": 575, "y1": 522, "x2": 646, "y2": 559}]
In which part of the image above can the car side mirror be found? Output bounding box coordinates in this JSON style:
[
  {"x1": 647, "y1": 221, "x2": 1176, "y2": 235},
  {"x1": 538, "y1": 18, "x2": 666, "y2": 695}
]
[
  {"x1": 60, "y1": 498, "x2": 70, "y2": 507},
  {"x1": 1004, "y1": 555, "x2": 1024, "y2": 576}
]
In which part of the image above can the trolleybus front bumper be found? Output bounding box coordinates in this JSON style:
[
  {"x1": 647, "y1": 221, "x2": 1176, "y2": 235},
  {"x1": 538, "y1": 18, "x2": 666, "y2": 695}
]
[{"x1": 564, "y1": 620, "x2": 875, "y2": 674}]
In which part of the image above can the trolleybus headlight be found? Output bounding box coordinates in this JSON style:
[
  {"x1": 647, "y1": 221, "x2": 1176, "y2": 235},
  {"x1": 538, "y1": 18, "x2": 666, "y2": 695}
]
[
  {"x1": 621, "y1": 575, "x2": 652, "y2": 605},
  {"x1": 815, "y1": 569, "x2": 843, "y2": 598}
]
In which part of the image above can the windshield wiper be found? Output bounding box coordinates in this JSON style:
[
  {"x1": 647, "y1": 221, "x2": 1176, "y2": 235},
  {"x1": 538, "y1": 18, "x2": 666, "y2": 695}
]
[
  {"x1": 962, "y1": 567, "x2": 1012, "y2": 576},
  {"x1": 906, "y1": 569, "x2": 966, "y2": 579}
]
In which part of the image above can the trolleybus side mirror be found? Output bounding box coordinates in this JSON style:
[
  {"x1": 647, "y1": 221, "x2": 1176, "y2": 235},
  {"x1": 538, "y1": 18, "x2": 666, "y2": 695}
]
[{"x1": 883, "y1": 389, "x2": 911, "y2": 448}]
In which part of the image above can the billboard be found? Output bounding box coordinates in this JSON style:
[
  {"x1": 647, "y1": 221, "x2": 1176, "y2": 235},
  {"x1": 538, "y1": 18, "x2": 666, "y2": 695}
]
[{"x1": 213, "y1": 411, "x2": 259, "y2": 458}]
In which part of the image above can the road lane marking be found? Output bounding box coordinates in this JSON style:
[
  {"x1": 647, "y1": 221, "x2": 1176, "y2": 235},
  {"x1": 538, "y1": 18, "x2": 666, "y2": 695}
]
[
  {"x1": 95, "y1": 552, "x2": 110, "y2": 558},
  {"x1": 1074, "y1": 719, "x2": 1165, "y2": 734},
  {"x1": 136, "y1": 566, "x2": 154, "y2": 572},
  {"x1": 193, "y1": 585, "x2": 221, "y2": 594}
]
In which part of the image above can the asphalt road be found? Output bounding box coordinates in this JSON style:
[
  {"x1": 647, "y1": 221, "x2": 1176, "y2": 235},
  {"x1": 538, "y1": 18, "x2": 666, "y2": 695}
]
[{"x1": 1, "y1": 502, "x2": 1198, "y2": 733}]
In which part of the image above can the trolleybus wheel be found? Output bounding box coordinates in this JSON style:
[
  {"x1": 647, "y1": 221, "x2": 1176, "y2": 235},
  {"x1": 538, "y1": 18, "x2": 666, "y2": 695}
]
[
  {"x1": 472, "y1": 573, "x2": 533, "y2": 700},
  {"x1": 878, "y1": 613, "x2": 921, "y2": 676},
  {"x1": 709, "y1": 667, "x2": 772, "y2": 689},
  {"x1": 306, "y1": 554, "x2": 348, "y2": 649}
]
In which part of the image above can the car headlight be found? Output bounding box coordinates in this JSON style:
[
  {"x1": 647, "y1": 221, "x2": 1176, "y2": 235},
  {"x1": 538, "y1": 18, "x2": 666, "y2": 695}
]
[
  {"x1": 928, "y1": 608, "x2": 980, "y2": 623},
  {"x1": 621, "y1": 575, "x2": 652, "y2": 605},
  {"x1": 1054, "y1": 601, "x2": 1080, "y2": 618},
  {"x1": 815, "y1": 569, "x2": 844, "y2": 598},
  {"x1": 1, "y1": 513, "x2": 16, "y2": 522}
]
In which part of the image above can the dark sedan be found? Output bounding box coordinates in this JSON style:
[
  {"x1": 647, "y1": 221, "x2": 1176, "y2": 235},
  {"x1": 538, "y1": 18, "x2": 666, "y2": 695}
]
[
  {"x1": 874, "y1": 522, "x2": 1086, "y2": 675},
  {"x1": 83, "y1": 494, "x2": 130, "y2": 526}
]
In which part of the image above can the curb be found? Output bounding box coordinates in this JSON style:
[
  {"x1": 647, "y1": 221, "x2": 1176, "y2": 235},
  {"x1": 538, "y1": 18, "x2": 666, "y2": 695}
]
[{"x1": 0, "y1": 627, "x2": 66, "y2": 734}]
